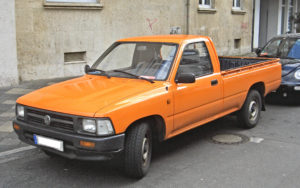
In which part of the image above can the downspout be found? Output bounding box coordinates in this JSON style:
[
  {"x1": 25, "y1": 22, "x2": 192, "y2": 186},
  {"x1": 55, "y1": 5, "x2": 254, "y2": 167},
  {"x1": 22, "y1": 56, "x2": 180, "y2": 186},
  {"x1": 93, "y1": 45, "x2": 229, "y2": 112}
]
[{"x1": 186, "y1": 0, "x2": 190, "y2": 34}]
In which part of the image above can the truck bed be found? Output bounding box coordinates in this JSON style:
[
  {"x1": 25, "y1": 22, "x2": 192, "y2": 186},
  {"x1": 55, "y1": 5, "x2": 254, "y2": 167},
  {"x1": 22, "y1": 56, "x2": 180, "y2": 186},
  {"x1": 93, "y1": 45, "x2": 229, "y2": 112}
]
[{"x1": 219, "y1": 57, "x2": 273, "y2": 71}]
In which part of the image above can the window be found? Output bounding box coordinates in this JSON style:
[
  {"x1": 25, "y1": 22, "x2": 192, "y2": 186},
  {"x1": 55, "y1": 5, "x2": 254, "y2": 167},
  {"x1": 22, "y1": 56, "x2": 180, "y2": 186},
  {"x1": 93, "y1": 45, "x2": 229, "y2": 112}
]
[
  {"x1": 261, "y1": 38, "x2": 283, "y2": 57},
  {"x1": 177, "y1": 42, "x2": 213, "y2": 78},
  {"x1": 199, "y1": 0, "x2": 211, "y2": 8},
  {"x1": 92, "y1": 42, "x2": 178, "y2": 81},
  {"x1": 44, "y1": 0, "x2": 102, "y2": 9},
  {"x1": 281, "y1": 38, "x2": 300, "y2": 59},
  {"x1": 232, "y1": 0, "x2": 241, "y2": 10},
  {"x1": 46, "y1": 0, "x2": 97, "y2": 2}
]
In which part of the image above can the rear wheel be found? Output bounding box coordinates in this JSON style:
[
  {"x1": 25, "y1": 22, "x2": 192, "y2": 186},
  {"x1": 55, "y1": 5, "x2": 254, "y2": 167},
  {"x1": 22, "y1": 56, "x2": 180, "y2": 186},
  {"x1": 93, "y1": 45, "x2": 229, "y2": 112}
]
[
  {"x1": 124, "y1": 122, "x2": 152, "y2": 179},
  {"x1": 238, "y1": 90, "x2": 262, "y2": 129}
]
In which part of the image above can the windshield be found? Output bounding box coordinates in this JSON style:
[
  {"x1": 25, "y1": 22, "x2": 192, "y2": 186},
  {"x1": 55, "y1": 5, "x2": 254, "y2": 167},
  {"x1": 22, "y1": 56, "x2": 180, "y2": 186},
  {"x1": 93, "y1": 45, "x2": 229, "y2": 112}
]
[
  {"x1": 91, "y1": 42, "x2": 178, "y2": 81},
  {"x1": 261, "y1": 38, "x2": 300, "y2": 59},
  {"x1": 281, "y1": 38, "x2": 300, "y2": 59}
]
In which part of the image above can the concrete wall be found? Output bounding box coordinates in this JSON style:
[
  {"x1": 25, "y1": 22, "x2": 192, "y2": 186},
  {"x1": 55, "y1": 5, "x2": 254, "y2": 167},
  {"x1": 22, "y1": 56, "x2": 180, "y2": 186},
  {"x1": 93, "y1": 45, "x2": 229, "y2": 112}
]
[
  {"x1": 0, "y1": 0, "x2": 19, "y2": 87},
  {"x1": 15, "y1": 0, "x2": 253, "y2": 81}
]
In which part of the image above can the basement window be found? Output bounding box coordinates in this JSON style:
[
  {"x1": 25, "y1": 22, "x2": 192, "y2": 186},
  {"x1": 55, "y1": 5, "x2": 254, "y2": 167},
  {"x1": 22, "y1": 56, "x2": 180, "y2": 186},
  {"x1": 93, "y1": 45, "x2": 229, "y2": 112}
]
[
  {"x1": 44, "y1": 0, "x2": 103, "y2": 9},
  {"x1": 64, "y1": 51, "x2": 86, "y2": 64},
  {"x1": 234, "y1": 39, "x2": 241, "y2": 49}
]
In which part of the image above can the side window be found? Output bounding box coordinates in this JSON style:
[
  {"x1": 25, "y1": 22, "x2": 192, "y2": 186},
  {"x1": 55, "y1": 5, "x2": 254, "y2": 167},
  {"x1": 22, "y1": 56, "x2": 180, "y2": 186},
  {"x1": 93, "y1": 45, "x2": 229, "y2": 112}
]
[
  {"x1": 261, "y1": 39, "x2": 283, "y2": 57},
  {"x1": 178, "y1": 42, "x2": 213, "y2": 78}
]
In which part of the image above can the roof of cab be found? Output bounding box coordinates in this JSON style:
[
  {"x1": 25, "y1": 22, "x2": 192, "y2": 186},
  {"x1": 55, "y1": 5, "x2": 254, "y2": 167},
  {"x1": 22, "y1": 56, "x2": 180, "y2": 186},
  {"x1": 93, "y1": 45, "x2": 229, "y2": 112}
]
[{"x1": 117, "y1": 35, "x2": 210, "y2": 44}]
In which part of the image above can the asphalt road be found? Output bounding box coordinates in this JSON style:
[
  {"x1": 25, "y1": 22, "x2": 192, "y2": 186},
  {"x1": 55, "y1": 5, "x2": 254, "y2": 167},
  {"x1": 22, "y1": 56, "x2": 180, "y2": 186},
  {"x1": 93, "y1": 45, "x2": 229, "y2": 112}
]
[{"x1": 1, "y1": 98, "x2": 300, "y2": 188}]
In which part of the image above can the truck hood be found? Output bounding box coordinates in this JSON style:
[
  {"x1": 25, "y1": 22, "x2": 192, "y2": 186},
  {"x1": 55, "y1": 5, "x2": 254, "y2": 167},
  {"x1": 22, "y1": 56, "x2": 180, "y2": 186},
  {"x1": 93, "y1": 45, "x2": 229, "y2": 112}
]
[{"x1": 17, "y1": 75, "x2": 161, "y2": 117}]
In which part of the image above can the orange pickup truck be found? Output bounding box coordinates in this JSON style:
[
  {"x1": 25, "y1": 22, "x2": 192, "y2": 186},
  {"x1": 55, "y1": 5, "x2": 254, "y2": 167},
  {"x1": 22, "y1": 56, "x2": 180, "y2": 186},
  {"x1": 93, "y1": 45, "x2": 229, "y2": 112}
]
[{"x1": 13, "y1": 35, "x2": 281, "y2": 178}]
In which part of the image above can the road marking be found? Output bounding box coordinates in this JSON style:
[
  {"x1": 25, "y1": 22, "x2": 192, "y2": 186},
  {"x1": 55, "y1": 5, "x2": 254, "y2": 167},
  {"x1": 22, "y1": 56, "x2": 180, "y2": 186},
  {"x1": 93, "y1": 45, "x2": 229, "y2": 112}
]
[
  {"x1": 0, "y1": 111, "x2": 15, "y2": 118},
  {"x1": 3, "y1": 100, "x2": 16, "y2": 105},
  {"x1": 5, "y1": 88, "x2": 33, "y2": 95},
  {"x1": 0, "y1": 146, "x2": 36, "y2": 158},
  {"x1": 0, "y1": 121, "x2": 14, "y2": 132},
  {"x1": 250, "y1": 137, "x2": 264, "y2": 143}
]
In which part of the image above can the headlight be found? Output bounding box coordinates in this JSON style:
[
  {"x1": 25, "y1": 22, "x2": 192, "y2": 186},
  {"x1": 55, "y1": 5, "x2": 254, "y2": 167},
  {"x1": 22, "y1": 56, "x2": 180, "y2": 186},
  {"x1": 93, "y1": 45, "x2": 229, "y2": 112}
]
[
  {"x1": 97, "y1": 119, "x2": 114, "y2": 136},
  {"x1": 81, "y1": 118, "x2": 114, "y2": 136},
  {"x1": 82, "y1": 119, "x2": 97, "y2": 133},
  {"x1": 295, "y1": 69, "x2": 300, "y2": 80},
  {"x1": 16, "y1": 105, "x2": 25, "y2": 118}
]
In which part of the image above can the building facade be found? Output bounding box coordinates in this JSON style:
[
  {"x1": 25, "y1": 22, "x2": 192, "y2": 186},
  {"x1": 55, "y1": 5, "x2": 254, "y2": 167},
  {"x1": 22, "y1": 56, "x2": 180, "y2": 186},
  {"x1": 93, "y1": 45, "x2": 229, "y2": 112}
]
[
  {"x1": 0, "y1": 0, "x2": 18, "y2": 87},
  {"x1": 2, "y1": 0, "x2": 254, "y2": 86}
]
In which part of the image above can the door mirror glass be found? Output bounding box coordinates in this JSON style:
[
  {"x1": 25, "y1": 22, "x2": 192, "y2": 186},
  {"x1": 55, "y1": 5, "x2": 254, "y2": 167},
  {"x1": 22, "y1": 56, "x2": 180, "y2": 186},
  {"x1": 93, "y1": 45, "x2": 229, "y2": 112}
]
[{"x1": 255, "y1": 48, "x2": 262, "y2": 55}]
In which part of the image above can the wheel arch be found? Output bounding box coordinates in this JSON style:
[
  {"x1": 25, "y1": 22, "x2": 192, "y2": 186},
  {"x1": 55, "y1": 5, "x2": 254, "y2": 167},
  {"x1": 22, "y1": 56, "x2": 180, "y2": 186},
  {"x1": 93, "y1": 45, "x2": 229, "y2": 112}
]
[
  {"x1": 125, "y1": 115, "x2": 166, "y2": 142},
  {"x1": 248, "y1": 82, "x2": 266, "y2": 111}
]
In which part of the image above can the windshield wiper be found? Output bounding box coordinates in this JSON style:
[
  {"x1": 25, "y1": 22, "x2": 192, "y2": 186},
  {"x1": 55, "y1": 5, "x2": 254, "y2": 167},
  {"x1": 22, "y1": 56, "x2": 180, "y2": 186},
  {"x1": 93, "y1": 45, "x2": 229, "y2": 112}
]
[
  {"x1": 87, "y1": 68, "x2": 111, "y2": 78},
  {"x1": 113, "y1": 70, "x2": 154, "y2": 84}
]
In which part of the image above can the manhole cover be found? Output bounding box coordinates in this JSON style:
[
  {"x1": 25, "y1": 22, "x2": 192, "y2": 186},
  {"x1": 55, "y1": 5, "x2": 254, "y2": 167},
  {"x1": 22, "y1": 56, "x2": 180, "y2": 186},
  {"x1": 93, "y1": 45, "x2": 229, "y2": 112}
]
[{"x1": 212, "y1": 133, "x2": 248, "y2": 144}]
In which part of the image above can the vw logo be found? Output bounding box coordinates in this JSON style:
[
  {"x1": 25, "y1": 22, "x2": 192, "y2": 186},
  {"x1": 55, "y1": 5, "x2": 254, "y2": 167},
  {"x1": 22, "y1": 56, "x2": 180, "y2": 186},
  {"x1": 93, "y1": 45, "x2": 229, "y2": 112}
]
[{"x1": 44, "y1": 115, "x2": 51, "y2": 126}]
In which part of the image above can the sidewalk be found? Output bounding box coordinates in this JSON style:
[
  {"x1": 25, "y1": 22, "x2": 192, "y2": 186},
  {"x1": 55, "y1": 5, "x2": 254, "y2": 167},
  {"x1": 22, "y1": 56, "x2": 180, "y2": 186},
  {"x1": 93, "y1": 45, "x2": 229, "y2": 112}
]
[{"x1": 0, "y1": 77, "x2": 73, "y2": 152}]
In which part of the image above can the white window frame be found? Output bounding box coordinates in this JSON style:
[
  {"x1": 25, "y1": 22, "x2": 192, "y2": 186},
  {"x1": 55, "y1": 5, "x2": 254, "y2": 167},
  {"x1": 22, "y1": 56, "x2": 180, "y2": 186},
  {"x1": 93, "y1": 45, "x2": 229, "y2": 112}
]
[
  {"x1": 232, "y1": 0, "x2": 242, "y2": 10},
  {"x1": 199, "y1": 0, "x2": 212, "y2": 9},
  {"x1": 46, "y1": 0, "x2": 97, "y2": 3},
  {"x1": 44, "y1": 0, "x2": 103, "y2": 9}
]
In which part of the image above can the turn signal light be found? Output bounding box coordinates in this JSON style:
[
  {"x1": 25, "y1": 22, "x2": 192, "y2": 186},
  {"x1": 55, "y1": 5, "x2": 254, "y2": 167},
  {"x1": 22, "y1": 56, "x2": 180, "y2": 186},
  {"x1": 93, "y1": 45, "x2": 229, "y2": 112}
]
[
  {"x1": 80, "y1": 140, "x2": 95, "y2": 148},
  {"x1": 13, "y1": 124, "x2": 20, "y2": 130}
]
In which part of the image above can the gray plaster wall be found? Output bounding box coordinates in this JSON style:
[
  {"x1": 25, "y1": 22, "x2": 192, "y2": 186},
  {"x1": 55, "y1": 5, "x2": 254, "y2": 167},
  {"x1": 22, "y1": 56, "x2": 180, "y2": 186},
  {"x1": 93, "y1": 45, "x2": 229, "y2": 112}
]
[
  {"x1": 16, "y1": 0, "x2": 253, "y2": 81},
  {"x1": 0, "y1": 0, "x2": 19, "y2": 87}
]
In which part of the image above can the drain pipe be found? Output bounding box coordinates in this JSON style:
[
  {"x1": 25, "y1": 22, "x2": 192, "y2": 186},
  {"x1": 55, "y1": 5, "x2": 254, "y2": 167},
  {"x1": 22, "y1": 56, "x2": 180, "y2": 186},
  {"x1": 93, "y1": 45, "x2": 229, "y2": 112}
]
[{"x1": 186, "y1": 0, "x2": 190, "y2": 34}]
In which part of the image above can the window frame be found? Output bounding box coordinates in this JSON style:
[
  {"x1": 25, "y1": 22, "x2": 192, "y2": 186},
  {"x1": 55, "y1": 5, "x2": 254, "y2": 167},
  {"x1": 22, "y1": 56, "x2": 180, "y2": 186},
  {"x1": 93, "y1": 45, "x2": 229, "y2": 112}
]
[
  {"x1": 176, "y1": 41, "x2": 214, "y2": 79},
  {"x1": 43, "y1": 0, "x2": 103, "y2": 9},
  {"x1": 232, "y1": 0, "x2": 241, "y2": 10},
  {"x1": 199, "y1": 0, "x2": 212, "y2": 9}
]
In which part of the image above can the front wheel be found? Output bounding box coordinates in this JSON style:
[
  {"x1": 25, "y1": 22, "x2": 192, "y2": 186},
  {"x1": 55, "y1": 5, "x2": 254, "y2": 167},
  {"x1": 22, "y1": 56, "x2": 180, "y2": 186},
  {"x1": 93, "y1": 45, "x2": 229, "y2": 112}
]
[
  {"x1": 124, "y1": 122, "x2": 152, "y2": 179},
  {"x1": 238, "y1": 90, "x2": 262, "y2": 129}
]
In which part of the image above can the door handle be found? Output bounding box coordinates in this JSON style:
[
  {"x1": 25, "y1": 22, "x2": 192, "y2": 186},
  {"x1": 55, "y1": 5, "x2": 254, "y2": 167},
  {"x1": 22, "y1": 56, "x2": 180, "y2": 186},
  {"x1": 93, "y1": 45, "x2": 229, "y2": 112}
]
[{"x1": 211, "y1": 79, "x2": 218, "y2": 86}]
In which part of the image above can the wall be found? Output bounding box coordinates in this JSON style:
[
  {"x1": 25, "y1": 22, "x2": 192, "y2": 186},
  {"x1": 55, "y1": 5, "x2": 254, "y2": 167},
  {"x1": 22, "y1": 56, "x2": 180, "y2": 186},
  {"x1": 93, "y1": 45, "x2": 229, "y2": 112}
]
[
  {"x1": 16, "y1": 0, "x2": 253, "y2": 81},
  {"x1": 0, "y1": 0, "x2": 19, "y2": 87}
]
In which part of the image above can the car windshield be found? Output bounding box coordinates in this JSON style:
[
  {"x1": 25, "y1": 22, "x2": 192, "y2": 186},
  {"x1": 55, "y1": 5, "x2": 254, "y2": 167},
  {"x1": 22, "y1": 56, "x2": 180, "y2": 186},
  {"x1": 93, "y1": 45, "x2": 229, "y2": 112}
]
[
  {"x1": 281, "y1": 38, "x2": 300, "y2": 59},
  {"x1": 91, "y1": 42, "x2": 178, "y2": 81},
  {"x1": 261, "y1": 38, "x2": 300, "y2": 59}
]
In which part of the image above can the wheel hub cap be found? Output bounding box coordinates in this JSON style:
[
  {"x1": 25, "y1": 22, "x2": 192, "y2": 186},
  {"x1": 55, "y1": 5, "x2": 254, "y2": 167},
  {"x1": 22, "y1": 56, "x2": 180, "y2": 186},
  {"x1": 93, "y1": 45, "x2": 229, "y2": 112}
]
[
  {"x1": 142, "y1": 137, "x2": 149, "y2": 164},
  {"x1": 249, "y1": 100, "x2": 258, "y2": 121}
]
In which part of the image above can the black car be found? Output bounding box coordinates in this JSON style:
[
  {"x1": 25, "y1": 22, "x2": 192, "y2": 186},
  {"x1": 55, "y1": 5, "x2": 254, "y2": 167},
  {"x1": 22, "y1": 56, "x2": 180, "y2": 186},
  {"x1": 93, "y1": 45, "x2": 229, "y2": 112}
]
[{"x1": 256, "y1": 34, "x2": 300, "y2": 101}]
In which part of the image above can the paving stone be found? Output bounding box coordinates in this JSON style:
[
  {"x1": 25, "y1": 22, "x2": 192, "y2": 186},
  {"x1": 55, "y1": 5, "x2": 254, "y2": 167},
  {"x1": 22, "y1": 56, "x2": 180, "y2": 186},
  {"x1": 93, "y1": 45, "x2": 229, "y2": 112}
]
[
  {"x1": 0, "y1": 121, "x2": 13, "y2": 133},
  {"x1": 5, "y1": 88, "x2": 33, "y2": 95}
]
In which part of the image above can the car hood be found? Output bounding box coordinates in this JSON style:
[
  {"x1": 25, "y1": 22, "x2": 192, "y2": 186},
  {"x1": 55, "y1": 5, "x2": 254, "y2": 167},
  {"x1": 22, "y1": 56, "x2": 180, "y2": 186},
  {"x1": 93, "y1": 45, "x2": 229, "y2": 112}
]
[
  {"x1": 281, "y1": 60, "x2": 300, "y2": 77},
  {"x1": 17, "y1": 75, "x2": 162, "y2": 117}
]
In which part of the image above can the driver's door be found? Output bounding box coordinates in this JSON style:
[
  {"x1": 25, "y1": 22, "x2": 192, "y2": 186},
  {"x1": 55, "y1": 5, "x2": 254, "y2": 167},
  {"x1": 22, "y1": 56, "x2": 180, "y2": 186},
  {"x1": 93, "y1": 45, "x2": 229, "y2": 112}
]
[{"x1": 173, "y1": 41, "x2": 223, "y2": 131}]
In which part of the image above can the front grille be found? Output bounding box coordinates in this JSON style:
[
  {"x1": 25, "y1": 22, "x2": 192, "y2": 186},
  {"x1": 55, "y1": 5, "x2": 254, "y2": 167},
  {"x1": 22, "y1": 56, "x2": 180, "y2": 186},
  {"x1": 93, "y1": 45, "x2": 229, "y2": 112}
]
[{"x1": 26, "y1": 108, "x2": 74, "y2": 131}]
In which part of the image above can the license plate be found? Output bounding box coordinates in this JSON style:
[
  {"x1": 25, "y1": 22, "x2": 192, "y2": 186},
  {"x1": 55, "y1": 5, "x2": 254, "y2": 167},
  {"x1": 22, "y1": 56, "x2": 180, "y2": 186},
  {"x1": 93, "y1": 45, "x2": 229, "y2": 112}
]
[
  {"x1": 294, "y1": 86, "x2": 300, "y2": 91},
  {"x1": 33, "y1": 134, "x2": 64, "y2": 152}
]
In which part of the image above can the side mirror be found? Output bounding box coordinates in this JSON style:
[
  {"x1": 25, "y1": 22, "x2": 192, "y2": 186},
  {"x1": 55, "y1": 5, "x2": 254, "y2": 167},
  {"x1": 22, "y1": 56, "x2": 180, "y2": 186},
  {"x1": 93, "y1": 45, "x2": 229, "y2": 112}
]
[
  {"x1": 84, "y1": 64, "x2": 90, "y2": 74},
  {"x1": 255, "y1": 48, "x2": 262, "y2": 56},
  {"x1": 176, "y1": 73, "x2": 196, "y2": 84}
]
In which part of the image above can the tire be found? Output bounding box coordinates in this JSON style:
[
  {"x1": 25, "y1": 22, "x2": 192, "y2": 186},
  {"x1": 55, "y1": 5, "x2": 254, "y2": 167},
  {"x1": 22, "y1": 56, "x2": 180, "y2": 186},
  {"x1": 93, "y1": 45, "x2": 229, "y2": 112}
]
[
  {"x1": 238, "y1": 90, "x2": 262, "y2": 129},
  {"x1": 124, "y1": 122, "x2": 152, "y2": 179}
]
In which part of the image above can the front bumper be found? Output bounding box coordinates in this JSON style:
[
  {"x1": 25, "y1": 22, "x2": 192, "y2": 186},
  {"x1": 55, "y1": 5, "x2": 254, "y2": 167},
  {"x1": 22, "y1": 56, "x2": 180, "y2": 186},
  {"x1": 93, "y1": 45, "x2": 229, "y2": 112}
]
[
  {"x1": 276, "y1": 83, "x2": 300, "y2": 99},
  {"x1": 13, "y1": 119, "x2": 125, "y2": 160}
]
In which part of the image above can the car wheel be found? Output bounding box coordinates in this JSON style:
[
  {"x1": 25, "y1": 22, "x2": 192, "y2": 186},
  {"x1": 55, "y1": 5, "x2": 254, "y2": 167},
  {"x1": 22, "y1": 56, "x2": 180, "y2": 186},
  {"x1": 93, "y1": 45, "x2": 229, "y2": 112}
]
[
  {"x1": 124, "y1": 122, "x2": 152, "y2": 179},
  {"x1": 238, "y1": 90, "x2": 262, "y2": 129}
]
